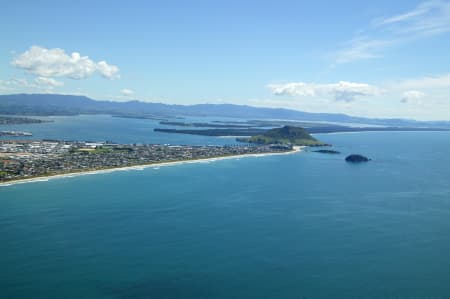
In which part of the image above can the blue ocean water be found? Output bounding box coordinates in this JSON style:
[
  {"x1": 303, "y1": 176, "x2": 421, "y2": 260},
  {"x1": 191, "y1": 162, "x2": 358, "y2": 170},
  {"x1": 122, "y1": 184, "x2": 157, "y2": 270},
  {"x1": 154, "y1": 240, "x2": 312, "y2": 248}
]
[
  {"x1": 1, "y1": 116, "x2": 450, "y2": 298},
  {"x1": 0, "y1": 114, "x2": 242, "y2": 145}
]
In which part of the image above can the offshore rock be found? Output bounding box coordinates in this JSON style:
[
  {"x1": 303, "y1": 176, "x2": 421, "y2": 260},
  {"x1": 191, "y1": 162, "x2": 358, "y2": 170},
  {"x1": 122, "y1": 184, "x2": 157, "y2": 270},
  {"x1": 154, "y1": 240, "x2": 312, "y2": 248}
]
[{"x1": 345, "y1": 154, "x2": 370, "y2": 163}]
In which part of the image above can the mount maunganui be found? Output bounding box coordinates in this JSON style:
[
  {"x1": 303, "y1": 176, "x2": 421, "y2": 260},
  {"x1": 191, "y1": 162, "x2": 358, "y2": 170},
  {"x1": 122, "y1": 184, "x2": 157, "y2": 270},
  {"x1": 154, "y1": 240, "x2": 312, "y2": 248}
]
[
  {"x1": 237, "y1": 126, "x2": 328, "y2": 146},
  {"x1": 1, "y1": 94, "x2": 450, "y2": 128}
]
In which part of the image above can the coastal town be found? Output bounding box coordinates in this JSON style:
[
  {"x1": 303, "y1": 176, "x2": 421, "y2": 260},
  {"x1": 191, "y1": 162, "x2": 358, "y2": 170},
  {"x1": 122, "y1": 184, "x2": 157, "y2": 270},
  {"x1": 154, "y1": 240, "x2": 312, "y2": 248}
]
[{"x1": 0, "y1": 140, "x2": 293, "y2": 182}]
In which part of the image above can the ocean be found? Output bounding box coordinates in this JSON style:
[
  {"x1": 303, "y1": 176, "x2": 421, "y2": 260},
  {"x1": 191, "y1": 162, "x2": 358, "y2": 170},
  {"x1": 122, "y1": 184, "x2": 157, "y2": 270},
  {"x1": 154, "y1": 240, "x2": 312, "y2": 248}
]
[{"x1": 1, "y1": 115, "x2": 450, "y2": 298}]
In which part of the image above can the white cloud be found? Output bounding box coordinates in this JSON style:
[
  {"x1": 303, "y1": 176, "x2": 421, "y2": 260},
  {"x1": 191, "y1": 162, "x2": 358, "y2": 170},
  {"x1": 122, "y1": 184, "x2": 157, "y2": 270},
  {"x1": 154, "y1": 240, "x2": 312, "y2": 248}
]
[
  {"x1": 12, "y1": 46, "x2": 120, "y2": 80},
  {"x1": 264, "y1": 73, "x2": 450, "y2": 120},
  {"x1": 120, "y1": 88, "x2": 134, "y2": 96},
  {"x1": 268, "y1": 81, "x2": 381, "y2": 102},
  {"x1": 375, "y1": 0, "x2": 450, "y2": 36},
  {"x1": 8, "y1": 78, "x2": 30, "y2": 87},
  {"x1": 373, "y1": 1, "x2": 436, "y2": 26},
  {"x1": 0, "y1": 81, "x2": 13, "y2": 93},
  {"x1": 334, "y1": 1, "x2": 450, "y2": 64},
  {"x1": 334, "y1": 38, "x2": 392, "y2": 64},
  {"x1": 0, "y1": 77, "x2": 64, "y2": 94},
  {"x1": 34, "y1": 77, "x2": 64, "y2": 87},
  {"x1": 97, "y1": 61, "x2": 120, "y2": 79},
  {"x1": 268, "y1": 74, "x2": 450, "y2": 104},
  {"x1": 401, "y1": 90, "x2": 425, "y2": 103},
  {"x1": 269, "y1": 82, "x2": 316, "y2": 97},
  {"x1": 0, "y1": 78, "x2": 30, "y2": 93},
  {"x1": 389, "y1": 73, "x2": 450, "y2": 90}
]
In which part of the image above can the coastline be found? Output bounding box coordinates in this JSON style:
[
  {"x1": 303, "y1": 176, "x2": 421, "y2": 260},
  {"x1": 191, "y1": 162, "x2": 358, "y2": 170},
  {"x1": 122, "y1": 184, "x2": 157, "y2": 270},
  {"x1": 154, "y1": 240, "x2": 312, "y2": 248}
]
[{"x1": 0, "y1": 146, "x2": 304, "y2": 187}]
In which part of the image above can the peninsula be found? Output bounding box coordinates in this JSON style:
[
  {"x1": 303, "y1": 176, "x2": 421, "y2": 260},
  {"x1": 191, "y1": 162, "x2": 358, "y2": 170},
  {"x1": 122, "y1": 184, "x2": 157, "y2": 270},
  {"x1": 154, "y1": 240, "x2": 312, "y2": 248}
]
[
  {"x1": 154, "y1": 128, "x2": 267, "y2": 136},
  {"x1": 0, "y1": 116, "x2": 49, "y2": 125},
  {"x1": 0, "y1": 140, "x2": 296, "y2": 183},
  {"x1": 159, "y1": 121, "x2": 254, "y2": 128}
]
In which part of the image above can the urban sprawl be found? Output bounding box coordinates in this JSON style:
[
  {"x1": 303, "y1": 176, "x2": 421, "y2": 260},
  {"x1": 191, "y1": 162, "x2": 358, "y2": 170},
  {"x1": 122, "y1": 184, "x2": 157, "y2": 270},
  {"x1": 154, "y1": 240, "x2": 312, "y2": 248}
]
[{"x1": 0, "y1": 140, "x2": 292, "y2": 182}]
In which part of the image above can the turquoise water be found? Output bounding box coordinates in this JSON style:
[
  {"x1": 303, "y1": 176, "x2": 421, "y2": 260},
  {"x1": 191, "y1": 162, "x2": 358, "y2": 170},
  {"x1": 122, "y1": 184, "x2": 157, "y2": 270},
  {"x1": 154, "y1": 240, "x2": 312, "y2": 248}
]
[{"x1": 1, "y1": 117, "x2": 450, "y2": 298}]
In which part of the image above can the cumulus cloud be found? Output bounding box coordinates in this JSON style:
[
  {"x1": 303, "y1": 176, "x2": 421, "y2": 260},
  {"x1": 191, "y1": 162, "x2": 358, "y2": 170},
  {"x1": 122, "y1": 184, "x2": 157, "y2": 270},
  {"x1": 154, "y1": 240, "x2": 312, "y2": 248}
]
[
  {"x1": 34, "y1": 77, "x2": 64, "y2": 87},
  {"x1": 401, "y1": 90, "x2": 425, "y2": 103},
  {"x1": 12, "y1": 46, "x2": 120, "y2": 80},
  {"x1": 97, "y1": 61, "x2": 120, "y2": 79},
  {"x1": 262, "y1": 73, "x2": 450, "y2": 120},
  {"x1": 269, "y1": 82, "x2": 316, "y2": 97},
  {"x1": 268, "y1": 81, "x2": 381, "y2": 102},
  {"x1": 120, "y1": 88, "x2": 134, "y2": 96}
]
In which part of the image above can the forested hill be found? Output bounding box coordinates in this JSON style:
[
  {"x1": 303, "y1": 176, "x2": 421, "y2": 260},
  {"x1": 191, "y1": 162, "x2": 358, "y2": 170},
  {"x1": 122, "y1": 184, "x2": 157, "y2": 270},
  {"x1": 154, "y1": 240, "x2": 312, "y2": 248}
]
[{"x1": 237, "y1": 126, "x2": 328, "y2": 146}]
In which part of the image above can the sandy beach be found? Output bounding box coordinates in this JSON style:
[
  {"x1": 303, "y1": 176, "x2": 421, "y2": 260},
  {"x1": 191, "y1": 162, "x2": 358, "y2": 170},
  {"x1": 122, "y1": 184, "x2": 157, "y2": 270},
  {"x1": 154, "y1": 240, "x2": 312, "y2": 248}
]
[{"x1": 0, "y1": 146, "x2": 304, "y2": 187}]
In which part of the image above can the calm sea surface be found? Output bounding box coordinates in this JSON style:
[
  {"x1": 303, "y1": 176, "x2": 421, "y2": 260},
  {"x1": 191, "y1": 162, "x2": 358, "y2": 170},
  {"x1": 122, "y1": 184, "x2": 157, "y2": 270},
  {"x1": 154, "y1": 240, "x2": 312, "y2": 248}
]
[{"x1": 1, "y1": 116, "x2": 450, "y2": 298}]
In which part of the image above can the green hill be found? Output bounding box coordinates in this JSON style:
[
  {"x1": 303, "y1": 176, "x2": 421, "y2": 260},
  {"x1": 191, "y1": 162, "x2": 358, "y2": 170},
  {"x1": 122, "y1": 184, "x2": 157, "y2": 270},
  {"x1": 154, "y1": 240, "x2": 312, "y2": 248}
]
[{"x1": 237, "y1": 126, "x2": 327, "y2": 146}]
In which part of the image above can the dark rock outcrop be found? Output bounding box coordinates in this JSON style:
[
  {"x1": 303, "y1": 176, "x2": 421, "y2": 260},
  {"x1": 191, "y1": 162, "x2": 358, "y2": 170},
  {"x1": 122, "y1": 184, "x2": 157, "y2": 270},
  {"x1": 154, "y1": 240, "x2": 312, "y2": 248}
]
[{"x1": 345, "y1": 154, "x2": 370, "y2": 163}]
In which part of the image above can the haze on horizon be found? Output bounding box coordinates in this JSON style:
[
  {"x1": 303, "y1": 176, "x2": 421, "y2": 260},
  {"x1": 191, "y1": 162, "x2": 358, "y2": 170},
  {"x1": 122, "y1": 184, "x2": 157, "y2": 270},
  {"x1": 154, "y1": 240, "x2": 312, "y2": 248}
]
[{"x1": 1, "y1": 0, "x2": 450, "y2": 121}]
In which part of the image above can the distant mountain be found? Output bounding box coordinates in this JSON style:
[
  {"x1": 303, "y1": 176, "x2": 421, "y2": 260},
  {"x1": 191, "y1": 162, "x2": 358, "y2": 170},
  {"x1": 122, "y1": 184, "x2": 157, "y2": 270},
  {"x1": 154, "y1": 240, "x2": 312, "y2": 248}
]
[
  {"x1": 1, "y1": 93, "x2": 450, "y2": 128},
  {"x1": 0, "y1": 94, "x2": 175, "y2": 116}
]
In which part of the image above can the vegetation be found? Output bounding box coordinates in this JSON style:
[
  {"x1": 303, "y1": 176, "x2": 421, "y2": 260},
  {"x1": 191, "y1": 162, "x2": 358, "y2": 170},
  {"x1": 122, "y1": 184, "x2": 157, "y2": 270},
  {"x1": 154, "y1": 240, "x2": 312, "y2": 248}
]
[
  {"x1": 237, "y1": 126, "x2": 328, "y2": 146},
  {"x1": 92, "y1": 146, "x2": 114, "y2": 153}
]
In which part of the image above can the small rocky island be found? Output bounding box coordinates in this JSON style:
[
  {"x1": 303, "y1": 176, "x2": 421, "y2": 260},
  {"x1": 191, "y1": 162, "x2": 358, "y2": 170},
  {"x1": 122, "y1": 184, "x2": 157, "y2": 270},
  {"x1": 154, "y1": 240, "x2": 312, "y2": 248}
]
[
  {"x1": 237, "y1": 126, "x2": 329, "y2": 146},
  {"x1": 345, "y1": 154, "x2": 370, "y2": 163}
]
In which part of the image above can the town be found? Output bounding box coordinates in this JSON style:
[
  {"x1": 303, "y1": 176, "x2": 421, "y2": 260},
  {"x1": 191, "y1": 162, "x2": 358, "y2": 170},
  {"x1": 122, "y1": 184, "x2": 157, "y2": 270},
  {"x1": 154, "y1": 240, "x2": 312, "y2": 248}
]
[{"x1": 0, "y1": 140, "x2": 293, "y2": 182}]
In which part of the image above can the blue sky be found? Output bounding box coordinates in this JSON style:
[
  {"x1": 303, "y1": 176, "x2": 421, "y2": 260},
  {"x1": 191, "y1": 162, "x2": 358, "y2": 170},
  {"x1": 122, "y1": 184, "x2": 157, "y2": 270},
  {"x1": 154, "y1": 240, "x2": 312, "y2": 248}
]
[{"x1": 1, "y1": 0, "x2": 450, "y2": 120}]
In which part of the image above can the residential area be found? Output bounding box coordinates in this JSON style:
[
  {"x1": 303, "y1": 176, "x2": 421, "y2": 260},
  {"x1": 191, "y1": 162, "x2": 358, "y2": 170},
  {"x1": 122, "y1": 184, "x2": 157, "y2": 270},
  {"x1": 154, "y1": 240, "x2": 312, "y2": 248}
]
[{"x1": 0, "y1": 140, "x2": 292, "y2": 182}]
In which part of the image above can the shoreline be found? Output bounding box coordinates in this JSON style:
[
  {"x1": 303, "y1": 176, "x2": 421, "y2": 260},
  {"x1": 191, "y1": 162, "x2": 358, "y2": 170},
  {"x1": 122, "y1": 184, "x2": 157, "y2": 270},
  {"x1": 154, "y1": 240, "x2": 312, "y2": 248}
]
[{"x1": 0, "y1": 146, "x2": 304, "y2": 187}]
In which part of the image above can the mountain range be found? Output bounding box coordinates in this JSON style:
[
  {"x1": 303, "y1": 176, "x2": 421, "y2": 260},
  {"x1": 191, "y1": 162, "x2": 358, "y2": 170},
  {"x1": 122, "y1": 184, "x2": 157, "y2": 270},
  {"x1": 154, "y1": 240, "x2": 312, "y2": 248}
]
[{"x1": 1, "y1": 93, "x2": 449, "y2": 128}]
